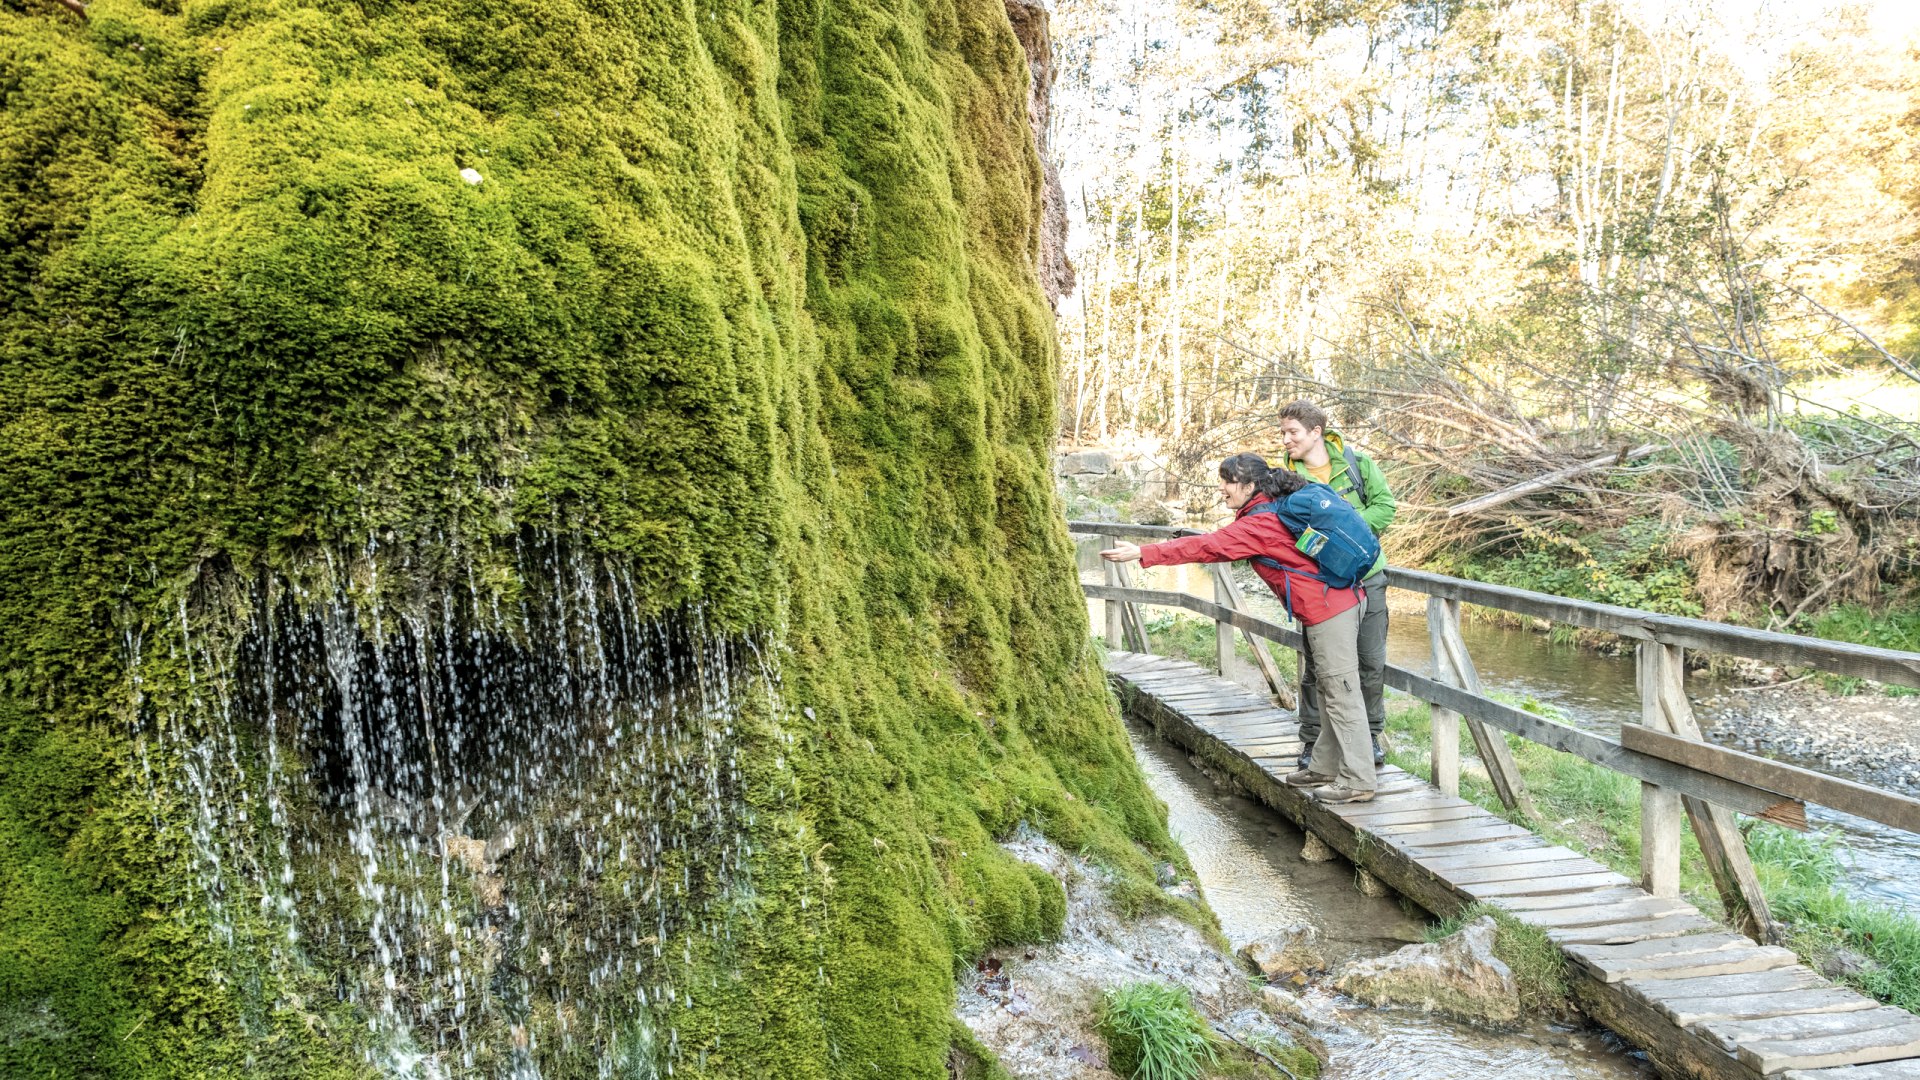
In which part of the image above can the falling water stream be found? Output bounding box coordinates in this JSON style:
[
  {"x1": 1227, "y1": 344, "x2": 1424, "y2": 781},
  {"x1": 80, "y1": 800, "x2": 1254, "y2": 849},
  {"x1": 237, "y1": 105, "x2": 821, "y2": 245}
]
[{"x1": 128, "y1": 535, "x2": 806, "y2": 1078}]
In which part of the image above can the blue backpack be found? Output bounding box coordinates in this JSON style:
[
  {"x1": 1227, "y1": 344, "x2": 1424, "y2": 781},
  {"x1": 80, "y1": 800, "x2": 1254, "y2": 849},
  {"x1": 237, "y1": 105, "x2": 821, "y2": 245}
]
[{"x1": 1243, "y1": 483, "x2": 1381, "y2": 590}]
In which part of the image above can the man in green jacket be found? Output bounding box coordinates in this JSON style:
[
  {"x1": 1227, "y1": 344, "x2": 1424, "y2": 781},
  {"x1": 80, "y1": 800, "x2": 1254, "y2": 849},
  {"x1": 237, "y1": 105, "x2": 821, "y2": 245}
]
[{"x1": 1277, "y1": 400, "x2": 1396, "y2": 767}]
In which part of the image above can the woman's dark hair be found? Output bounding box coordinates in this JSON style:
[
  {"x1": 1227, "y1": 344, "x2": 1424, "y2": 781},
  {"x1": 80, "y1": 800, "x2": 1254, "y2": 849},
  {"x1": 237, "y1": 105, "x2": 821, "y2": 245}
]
[{"x1": 1219, "y1": 453, "x2": 1307, "y2": 500}]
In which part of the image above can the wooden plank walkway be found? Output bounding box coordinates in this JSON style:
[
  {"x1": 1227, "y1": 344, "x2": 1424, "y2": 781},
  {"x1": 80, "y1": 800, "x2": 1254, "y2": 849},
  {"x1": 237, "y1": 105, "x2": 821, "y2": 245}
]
[{"x1": 1107, "y1": 651, "x2": 1920, "y2": 1079}]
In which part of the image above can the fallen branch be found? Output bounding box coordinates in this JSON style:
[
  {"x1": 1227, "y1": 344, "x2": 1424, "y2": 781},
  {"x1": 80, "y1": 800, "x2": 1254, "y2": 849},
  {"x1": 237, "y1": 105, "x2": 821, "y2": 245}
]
[
  {"x1": 1445, "y1": 444, "x2": 1662, "y2": 517},
  {"x1": 53, "y1": 0, "x2": 87, "y2": 16}
]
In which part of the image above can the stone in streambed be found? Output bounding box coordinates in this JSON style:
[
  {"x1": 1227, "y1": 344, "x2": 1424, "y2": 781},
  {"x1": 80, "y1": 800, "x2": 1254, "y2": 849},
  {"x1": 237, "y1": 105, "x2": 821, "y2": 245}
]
[
  {"x1": 1238, "y1": 925, "x2": 1325, "y2": 980},
  {"x1": 1333, "y1": 916, "x2": 1519, "y2": 1027}
]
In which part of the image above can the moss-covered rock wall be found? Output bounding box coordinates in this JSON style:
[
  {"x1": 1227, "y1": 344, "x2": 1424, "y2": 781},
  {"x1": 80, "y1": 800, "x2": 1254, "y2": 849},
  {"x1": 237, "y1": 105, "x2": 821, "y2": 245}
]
[{"x1": 0, "y1": 0, "x2": 1181, "y2": 1074}]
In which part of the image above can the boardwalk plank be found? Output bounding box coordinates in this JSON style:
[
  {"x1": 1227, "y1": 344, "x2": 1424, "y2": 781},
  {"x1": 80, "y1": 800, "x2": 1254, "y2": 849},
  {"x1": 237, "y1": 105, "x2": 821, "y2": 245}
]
[
  {"x1": 1573, "y1": 942, "x2": 1801, "y2": 984},
  {"x1": 1707, "y1": 1008, "x2": 1920, "y2": 1053},
  {"x1": 1546, "y1": 914, "x2": 1722, "y2": 946},
  {"x1": 1625, "y1": 967, "x2": 1826, "y2": 1002},
  {"x1": 1739, "y1": 1016, "x2": 1920, "y2": 1075},
  {"x1": 1329, "y1": 804, "x2": 1488, "y2": 828},
  {"x1": 1781, "y1": 1061, "x2": 1920, "y2": 1079},
  {"x1": 1436, "y1": 854, "x2": 1610, "y2": 885},
  {"x1": 1411, "y1": 841, "x2": 1565, "y2": 870},
  {"x1": 1658, "y1": 987, "x2": 1880, "y2": 1027},
  {"x1": 1464, "y1": 870, "x2": 1633, "y2": 898},
  {"x1": 1519, "y1": 897, "x2": 1697, "y2": 928},
  {"x1": 1488, "y1": 887, "x2": 1651, "y2": 913}
]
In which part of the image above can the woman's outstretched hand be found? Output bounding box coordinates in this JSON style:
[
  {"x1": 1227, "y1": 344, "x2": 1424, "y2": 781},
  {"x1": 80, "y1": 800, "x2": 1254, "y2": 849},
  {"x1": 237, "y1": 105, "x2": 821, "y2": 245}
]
[{"x1": 1099, "y1": 542, "x2": 1141, "y2": 563}]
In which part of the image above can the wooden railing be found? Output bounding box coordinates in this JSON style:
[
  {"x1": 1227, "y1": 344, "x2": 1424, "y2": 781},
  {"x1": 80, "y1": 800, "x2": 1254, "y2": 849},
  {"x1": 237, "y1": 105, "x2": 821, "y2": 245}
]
[{"x1": 1070, "y1": 519, "x2": 1920, "y2": 945}]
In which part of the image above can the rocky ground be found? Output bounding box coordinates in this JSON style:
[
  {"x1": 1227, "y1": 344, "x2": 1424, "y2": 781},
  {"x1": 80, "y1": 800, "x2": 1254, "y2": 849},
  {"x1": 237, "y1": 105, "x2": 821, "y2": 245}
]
[
  {"x1": 1696, "y1": 682, "x2": 1920, "y2": 793},
  {"x1": 954, "y1": 826, "x2": 1315, "y2": 1078}
]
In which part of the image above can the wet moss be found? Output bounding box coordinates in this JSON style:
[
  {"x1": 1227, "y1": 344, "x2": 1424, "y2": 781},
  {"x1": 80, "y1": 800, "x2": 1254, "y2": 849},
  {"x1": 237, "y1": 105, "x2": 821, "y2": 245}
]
[{"x1": 0, "y1": 0, "x2": 1177, "y2": 1074}]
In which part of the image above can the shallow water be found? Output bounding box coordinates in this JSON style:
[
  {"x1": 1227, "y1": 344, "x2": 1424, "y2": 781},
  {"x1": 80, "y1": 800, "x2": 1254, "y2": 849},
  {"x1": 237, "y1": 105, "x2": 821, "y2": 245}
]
[{"x1": 1131, "y1": 730, "x2": 1657, "y2": 1080}]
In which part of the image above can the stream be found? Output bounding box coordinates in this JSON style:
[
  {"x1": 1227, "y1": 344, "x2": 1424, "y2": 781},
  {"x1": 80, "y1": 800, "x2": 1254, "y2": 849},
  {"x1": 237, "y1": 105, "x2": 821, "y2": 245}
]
[{"x1": 1078, "y1": 538, "x2": 1920, "y2": 910}]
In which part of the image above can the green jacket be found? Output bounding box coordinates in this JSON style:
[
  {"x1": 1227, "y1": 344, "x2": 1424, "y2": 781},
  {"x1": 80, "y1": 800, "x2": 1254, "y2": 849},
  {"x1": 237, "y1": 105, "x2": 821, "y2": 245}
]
[{"x1": 1283, "y1": 430, "x2": 1396, "y2": 579}]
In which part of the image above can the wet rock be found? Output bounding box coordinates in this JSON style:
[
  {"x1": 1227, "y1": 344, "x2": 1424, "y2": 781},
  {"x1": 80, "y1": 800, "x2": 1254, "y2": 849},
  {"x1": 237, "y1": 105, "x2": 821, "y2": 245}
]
[
  {"x1": 1333, "y1": 916, "x2": 1519, "y2": 1027},
  {"x1": 1820, "y1": 945, "x2": 1884, "y2": 981},
  {"x1": 1155, "y1": 861, "x2": 1179, "y2": 886},
  {"x1": 1258, "y1": 984, "x2": 1311, "y2": 1025},
  {"x1": 1238, "y1": 925, "x2": 1324, "y2": 981},
  {"x1": 1355, "y1": 869, "x2": 1392, "y2": 898},
  {"x1": 1299, "y1": 833, "x2": 1337, "y2": 862}
]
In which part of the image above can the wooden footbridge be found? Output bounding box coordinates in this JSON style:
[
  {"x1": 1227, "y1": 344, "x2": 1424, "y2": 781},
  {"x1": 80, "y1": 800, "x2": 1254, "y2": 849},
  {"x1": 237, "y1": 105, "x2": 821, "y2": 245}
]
[{"x1": 1073, "y1": 520, "x2": 1920, "y2": 1080}]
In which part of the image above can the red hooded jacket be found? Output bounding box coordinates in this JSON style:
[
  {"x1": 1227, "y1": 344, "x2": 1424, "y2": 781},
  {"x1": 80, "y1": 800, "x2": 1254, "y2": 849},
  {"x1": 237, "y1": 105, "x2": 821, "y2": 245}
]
[{"x1": 1139, "y1": 493, "x2": 1363, "y2": 626}]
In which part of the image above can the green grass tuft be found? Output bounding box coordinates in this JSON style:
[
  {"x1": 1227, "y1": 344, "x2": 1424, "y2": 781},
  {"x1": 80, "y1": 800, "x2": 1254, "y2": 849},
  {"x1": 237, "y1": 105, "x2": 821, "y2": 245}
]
[
  {"x1": 1096, "y1": 981, "x2": 1219, "y2": 1080},
  {"x1": 1425, "y1": 902, "x2": 1571, "y2": 1015}
]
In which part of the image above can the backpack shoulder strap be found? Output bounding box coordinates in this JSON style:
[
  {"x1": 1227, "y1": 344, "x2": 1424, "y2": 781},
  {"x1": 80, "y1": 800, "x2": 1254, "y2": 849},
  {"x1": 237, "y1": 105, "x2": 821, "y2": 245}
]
[{"x1": 1339, "y1": 445, "x2": 1370, "y2": 509}]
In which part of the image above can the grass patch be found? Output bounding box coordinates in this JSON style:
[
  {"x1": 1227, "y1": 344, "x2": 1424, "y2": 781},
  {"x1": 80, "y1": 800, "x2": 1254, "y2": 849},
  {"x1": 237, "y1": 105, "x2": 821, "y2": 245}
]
[
  {"x1": 1425, "y1": 902, "x2": 1571, "y2": 1016},
  {"x1": 1097, "y1": 981, "x2": 1218, "y2": 1080},
  {"x1": 1384, "y1": 699, "x2": 1920, "y2": 1012}
]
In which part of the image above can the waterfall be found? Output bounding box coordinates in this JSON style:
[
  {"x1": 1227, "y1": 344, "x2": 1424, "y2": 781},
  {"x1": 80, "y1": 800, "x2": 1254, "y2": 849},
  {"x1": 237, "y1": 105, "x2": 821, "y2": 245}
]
[{"x1": 126, "y1": 534, "x2": 772, "y2": 1077}]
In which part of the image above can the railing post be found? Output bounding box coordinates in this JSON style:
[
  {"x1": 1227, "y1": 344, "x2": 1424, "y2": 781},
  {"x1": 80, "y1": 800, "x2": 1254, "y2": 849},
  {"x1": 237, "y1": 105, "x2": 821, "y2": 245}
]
[
  {"x1": 1638, "y1": 642, "x2": 1780, "y2": 941},
  {"x1": 1101, "y1": 543, "x2": 1150, "y2": 653},
  {"x1": 1101, "y1": 534, "x2": 1125, "y2": 648},
  {"x1": 1427, "y1": 597, "x2": 1461, "y2": 797},
  {"x1": 1637, "y1": 643, "x2": 1684, "y2": 898},
  {"x1": 1433, "y1": 599, "x2": 1537, "y2": 818},
  {"x1": 1213, "y1": 565, "x2": 1250, "y2": 686},
  {"x1": 1207, "y1": 565, "x2": 1296, "y2": 708}
]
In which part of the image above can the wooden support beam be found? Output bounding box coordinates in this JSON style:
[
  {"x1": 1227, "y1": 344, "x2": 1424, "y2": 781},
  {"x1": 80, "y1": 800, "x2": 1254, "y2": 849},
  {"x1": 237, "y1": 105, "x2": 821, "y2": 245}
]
[
  {"x1": 1426, "y1": 596, "x2": 1461, "y2": 797},
  {"x1": 1637, "y1": 643, "x2": 1684, "y2": 898},
  {"x1": 1634, "y1": 644, "x2": 1779, "y2": 940},
  {"x1": 1104, "y1": 554, "x2": 1150, "y2": 653},
  {"x1": 1209, "y1": 564, "x2": 1294, "y2": 708},
  {"x1": 1621, "y1": 725, "x2": 1920, "y2": 836},
  {"x1": 1434, "y1": 598, "x2": 1538, "y2": 819}
]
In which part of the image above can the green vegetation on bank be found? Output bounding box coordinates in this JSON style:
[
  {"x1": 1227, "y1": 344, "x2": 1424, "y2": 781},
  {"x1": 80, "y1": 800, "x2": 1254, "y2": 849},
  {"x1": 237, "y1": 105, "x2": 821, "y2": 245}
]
[
  {"x1": 1385, "y1": 700, "x2": 1920, "y2": 1012},
  {"x1": 1098, "y1": 981, "x2": 1218, "y2": 1080}
]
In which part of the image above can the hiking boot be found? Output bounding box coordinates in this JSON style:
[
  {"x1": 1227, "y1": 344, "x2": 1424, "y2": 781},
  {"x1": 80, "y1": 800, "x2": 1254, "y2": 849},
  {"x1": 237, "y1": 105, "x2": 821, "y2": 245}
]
[
  {"x1": 1297, "y1": 749, "x2": 1312, "y2": 770},
  {"x1": 1282, "y1": 770, "x2": 1334, "y2": 788},
  {"x1": 1314, "y1": 785, "x2": 1375, "y2": 804},
  {"x1": 1372, "y1": 736, "x2": 1385, "y2": 767}
]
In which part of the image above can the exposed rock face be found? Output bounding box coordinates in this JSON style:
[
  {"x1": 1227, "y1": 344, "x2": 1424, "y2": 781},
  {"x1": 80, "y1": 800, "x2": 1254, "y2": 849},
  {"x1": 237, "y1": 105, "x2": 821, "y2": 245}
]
[
  {"x1": 956, "y1": 831, "x2": 1320, "y2": 1079},
  {"x1": 1333, "y1": 916, "x2": 1520, "y2": 1027},
  {"x1": 1238, "y1": 925, "x2": 1327, "y2": 981},
  {"x1": 1005, "y1": 0, "x2": 1077, "y2": 306}
]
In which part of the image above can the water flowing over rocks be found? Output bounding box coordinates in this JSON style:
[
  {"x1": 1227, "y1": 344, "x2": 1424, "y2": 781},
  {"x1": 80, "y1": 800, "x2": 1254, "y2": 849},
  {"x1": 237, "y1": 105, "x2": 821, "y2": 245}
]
[
  {"x1": 954, "y1": 827, "x2": 1318, "y2": 1078},
  {"x1": 128, "y1": 537, "x2": 797, "y2": 1076},
  {"x1": 1238, "y1": 925, "x2": 1326, "y2": 982},
  {"x1": 1332, "y1": 917, "x2": 1521, "y2": 1028}
]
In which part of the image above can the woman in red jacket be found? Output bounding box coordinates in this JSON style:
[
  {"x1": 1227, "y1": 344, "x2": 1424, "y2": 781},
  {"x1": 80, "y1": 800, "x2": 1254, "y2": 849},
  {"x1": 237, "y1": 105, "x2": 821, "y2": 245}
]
[{"x1": 1101, "y1": 454, "x2": 1375, "y2": 803}]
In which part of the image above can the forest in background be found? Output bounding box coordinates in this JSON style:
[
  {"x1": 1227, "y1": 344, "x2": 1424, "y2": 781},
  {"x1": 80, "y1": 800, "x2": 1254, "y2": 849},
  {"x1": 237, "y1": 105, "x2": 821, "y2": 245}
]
[{"x1": 1049, "y1": 0, "x2": 1920, "y2": 640}]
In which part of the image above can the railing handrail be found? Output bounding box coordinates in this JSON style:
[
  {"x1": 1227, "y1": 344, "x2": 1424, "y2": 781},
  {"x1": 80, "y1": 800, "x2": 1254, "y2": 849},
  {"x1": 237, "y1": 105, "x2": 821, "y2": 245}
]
[
  {"x1": 1067, "y1": 519, "x2": 1920, "y2": 690},
  {"x1": 1084, "y1": 580, "x2": 1920, "y2": 838}
]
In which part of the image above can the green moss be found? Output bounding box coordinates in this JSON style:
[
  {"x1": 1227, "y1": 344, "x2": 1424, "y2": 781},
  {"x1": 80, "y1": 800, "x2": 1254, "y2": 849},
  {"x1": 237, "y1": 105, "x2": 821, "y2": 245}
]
[
  {"x1": 946, "y1": 1017, "x2": 1017, "y2": 1080},
  {"x1": 0, "y1": 0, "x2": 1180, "y2": 1075}
]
